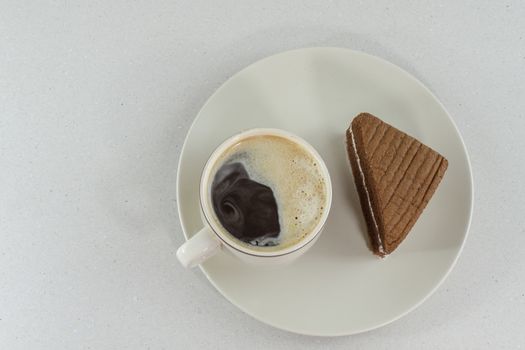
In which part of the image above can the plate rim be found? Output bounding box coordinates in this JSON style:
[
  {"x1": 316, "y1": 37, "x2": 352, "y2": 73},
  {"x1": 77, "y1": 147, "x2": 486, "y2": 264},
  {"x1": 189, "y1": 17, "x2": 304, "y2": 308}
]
[{"x1": 176, "y1": 47, "x2": 474, "y2": 336}]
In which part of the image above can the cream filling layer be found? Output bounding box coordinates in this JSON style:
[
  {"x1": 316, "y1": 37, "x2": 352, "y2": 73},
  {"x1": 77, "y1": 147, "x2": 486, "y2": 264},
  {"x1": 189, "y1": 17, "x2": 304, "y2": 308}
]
[{"x1": 349, "y1": 128, "x2": 385, "y2": 255}]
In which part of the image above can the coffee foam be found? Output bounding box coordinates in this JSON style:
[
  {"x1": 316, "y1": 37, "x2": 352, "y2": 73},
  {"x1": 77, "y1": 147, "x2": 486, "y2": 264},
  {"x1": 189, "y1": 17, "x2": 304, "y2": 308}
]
[{"x1": 209, "y1": 135, "x2": 327, "y2": 251}]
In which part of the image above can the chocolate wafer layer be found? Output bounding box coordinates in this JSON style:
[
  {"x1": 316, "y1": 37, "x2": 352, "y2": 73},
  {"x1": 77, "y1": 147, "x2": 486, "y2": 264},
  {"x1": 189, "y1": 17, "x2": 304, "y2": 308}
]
[{"x1": 346, "y1": 113, "x2": 448, "y2": 256}]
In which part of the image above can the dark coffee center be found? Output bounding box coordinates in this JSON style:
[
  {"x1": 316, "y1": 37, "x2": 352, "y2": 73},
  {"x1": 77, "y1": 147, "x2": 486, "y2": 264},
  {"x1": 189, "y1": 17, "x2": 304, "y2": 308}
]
[{"x1": 211, "y1": 162, "x2": 280, "y2": 245}]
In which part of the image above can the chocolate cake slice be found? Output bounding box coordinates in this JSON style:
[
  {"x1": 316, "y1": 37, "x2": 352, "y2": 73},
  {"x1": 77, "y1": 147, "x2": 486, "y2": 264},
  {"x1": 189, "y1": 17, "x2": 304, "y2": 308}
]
[{"x1": 346, "y1": 113, "x2": 448, "y2": 257}]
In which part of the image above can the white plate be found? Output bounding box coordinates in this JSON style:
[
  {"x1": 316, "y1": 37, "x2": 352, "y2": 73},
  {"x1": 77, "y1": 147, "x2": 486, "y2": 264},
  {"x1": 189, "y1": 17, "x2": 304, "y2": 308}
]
[{"x1": 176, "y1": 47, "x2": 473, "y2": 336}]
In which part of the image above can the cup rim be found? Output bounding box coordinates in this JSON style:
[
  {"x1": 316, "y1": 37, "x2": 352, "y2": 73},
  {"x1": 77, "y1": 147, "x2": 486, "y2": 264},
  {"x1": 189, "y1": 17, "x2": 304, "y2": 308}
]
[{"x1": 199, "y1": 128, "x2": 333, "y2": 258}]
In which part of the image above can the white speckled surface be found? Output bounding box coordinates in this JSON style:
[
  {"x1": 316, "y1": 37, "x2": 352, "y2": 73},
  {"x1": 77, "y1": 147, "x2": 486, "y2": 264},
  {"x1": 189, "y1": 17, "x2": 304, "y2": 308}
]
[{"x1": 1, "y1": 1, "x2": 524, "y2": 348}]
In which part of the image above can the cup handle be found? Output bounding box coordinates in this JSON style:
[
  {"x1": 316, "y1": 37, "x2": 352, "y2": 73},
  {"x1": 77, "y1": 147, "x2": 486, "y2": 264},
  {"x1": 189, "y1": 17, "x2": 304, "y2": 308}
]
[{"x1": 176, "y1": 226, "x2": 221, "y2": 268}]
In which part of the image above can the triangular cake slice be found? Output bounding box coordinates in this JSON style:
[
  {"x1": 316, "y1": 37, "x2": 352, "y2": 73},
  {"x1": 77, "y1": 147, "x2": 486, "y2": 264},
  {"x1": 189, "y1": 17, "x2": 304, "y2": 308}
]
[{"x1": 346, "y1": 113, "x2": 448, "y2": 257}]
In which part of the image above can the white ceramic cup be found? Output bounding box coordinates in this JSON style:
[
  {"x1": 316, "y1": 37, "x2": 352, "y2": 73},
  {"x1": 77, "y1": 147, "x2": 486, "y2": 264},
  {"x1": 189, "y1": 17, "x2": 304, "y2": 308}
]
[{"x1": 176, "y1": 128, "x2": 332, "y2": 268}]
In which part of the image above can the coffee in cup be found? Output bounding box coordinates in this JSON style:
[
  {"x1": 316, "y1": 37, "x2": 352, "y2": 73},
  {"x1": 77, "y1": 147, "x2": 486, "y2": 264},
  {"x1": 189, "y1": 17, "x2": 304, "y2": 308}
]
[
  {"x1": 207, "y1": 134, "x2": 328, "y2": 252},
  {"x1": 177, "y1": 128, "x2": 332, "y2": 268}
]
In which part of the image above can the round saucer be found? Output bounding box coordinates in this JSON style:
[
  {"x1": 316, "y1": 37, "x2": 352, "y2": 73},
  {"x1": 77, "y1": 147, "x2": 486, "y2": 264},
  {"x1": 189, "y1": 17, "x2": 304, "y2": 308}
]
[{"x1": 176, "y1": 47, "x2": 473, "y2": 336}]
